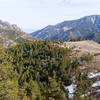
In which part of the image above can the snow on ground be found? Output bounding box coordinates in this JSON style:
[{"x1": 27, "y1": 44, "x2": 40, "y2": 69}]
[
  {"x1": 65, "y1": 83, "x2": 77, "y2": 98},
  {"x1": 81, "y1": 90, "x2": 100, "y2": 97},
  {"x1": 89, "y1": 71, "x2": 100, "y2": 87},
  {"x1": 81, "y1": 92, "x2": 91, "y2": 97},
  {"x1": 65, "y1": 71, "x2": 100, "y2": 98},
  {"x1": 97, "y1": 90, "x2": 100, "y2": 92},
  {"x1": 89, "y1": 72, "x2": 100, "y2": 78},
  {"x1": 92, "y1": 81, "x2": 100, "y2": 87}
]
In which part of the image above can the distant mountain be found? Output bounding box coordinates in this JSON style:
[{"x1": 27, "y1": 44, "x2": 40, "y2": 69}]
[
  {"x1": 31, "y1": 15, "x2": 100, "y2": 43},
  {"x1": 0, "y1": 20, "x2": 32, "y2": 46}
]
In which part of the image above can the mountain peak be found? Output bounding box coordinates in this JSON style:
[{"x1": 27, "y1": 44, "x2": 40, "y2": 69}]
[
  {"x1": 0, "y1": 20, "x2": 32, "y2": 47},
  {"x1": 31, "y1": 15, "x2": 100, "y2": 43},
  {"x1": 0, "y1": 20, "x2": 23, "y2": 32}
]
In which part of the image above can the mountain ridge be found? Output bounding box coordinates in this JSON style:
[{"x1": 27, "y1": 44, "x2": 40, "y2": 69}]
[
  {"x1": 0, "y1": 20, "x2": 32, "y2": 47},
  {"x1": 31, "y1": 15, "x2": 100, "y2": 43}
]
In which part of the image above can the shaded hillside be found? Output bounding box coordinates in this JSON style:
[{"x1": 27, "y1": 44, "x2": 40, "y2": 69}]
[{"x1": 31, "y1": 15, "x2": 100, "y2": 43}]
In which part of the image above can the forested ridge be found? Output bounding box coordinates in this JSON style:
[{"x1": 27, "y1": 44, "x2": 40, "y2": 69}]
[{"x1": 0, "y1": 41, "x2": 97, "y2": 100}]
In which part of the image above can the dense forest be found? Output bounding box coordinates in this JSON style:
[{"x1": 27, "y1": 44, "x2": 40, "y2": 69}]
[{"x1": 0, "y1": 40, "x2": 97, "y2": 100}]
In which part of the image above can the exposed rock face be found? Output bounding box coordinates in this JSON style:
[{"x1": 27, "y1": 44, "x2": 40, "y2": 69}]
[{"x1": 0, "y1": 20, "x2": 32, "y2": 47}]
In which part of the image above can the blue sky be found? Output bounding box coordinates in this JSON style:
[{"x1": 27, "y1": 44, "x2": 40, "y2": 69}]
[{"x1": 0, "y1": 0, "x2": 100, "y2": 32}]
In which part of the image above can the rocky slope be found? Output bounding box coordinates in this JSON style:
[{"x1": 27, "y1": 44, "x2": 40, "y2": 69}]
[
  {"x1": 0, "y1": 20, "x2": 32, "y2": 47},
  {"x1": 31, "y1": 15, "x2": 100, "y2": 43}
]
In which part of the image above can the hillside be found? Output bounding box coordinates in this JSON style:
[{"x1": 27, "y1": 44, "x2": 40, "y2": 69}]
[
  {"x1": 0, "y1": 40, "x2": 100, "y2": 100},
  {"x1": 61, "y1": 40, "x2": 100, "y2": 70},
  {"x1": 31, "y1": 15, "x2": 100, "y2": 43},
  {"x1": 0, "y1": 20, "x2": 32, "y2": 47},
  {"x1": 63, "y1": 40, "x2": 100, "y2": 54},
  {"x1": 62, "y1": 41, "x2": 100, "y2": 98}
]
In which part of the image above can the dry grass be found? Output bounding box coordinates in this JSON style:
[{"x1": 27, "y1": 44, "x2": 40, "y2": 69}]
[{"x1": 62, "y1": 40, "x2": 100, "y2": 70}]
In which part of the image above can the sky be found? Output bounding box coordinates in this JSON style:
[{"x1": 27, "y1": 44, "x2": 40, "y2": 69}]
[{"x1": 0, "y1": 0, "x2": 100, "y2": 33}]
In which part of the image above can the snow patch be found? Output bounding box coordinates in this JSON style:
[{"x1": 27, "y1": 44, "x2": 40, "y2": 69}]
[
  {"x1": 81, "y1": 92, "x2": 91, "y2": 97},
  {"x1": 65, "y1": 83, "x2": 77, "y2": 98},
  {"x1": 92, "y1": 81, "x2": 100, "y2": 87},
  {"x1": 89, "y1": 72, "x2": 100, "y2": 78}
]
